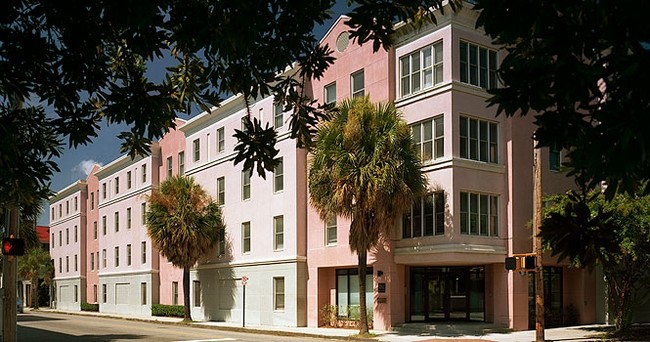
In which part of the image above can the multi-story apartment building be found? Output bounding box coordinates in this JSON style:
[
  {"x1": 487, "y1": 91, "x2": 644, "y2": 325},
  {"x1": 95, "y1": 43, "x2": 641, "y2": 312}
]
[
  {"x1": 49, "y1": 180, "x2": 87, "y2": 310},
  {"x1": 180, "y1": 92, "x2": 308, "y2": 326},
  {"x1": 306, "y1": 7, "x2": 602, "y2": 331},
  {"x1": 50, "y1": 2, "x2": 604, "y2": 331}
]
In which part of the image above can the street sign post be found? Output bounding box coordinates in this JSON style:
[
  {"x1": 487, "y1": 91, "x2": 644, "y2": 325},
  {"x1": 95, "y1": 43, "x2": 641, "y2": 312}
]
[{"x1": 241, "y1": 276, "x2": 248, "y2": 327}]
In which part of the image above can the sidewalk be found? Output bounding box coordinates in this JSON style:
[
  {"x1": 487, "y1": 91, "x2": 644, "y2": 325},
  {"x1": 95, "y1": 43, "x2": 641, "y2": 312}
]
[{"x1": 28, "y1": 308, "x2": 608, "y2": 341}]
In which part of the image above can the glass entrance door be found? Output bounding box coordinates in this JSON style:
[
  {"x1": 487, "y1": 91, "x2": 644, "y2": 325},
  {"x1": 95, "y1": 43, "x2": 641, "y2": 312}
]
[{"x1": 410, "y1": 266, "x2": 485, "y2": 322}]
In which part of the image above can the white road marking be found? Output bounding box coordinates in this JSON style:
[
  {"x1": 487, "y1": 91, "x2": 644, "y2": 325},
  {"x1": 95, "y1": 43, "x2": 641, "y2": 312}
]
[{"x1": 173, "y1": 339, "x2": 237, "y2": 342}]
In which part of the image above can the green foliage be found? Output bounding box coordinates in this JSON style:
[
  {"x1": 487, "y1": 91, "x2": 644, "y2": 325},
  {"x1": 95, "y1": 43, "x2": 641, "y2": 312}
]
[
  {"x1": 80, "y1": 302, "x2": 99, "y2": 312},
  {"x1": 151, "y1": 304, "x2": 184, "y2": 318},
  {"x1": 18, "y1": 247, "x2": 54, "y2": 309},
  {"x1": 540, "y1": 187, "x2": 650, "y2": 331},
  {"x1": 146, "y1": 175, "x2": 224, "y2": 321},
  {"x1": 1, "y1": 0, "x2": 454, "y2": 210},
  {"x1": 309, "y1": 96, "x2": 426, "y2": 334},
  {"x1": 475, "y1": 0, "x2": 650, "y2": 196}
]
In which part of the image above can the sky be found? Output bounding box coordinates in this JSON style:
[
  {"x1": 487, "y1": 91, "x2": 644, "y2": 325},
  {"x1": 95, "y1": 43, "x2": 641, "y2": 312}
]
[{"x1": 39, "y1": 2, "x2": 352, "y2": 225}]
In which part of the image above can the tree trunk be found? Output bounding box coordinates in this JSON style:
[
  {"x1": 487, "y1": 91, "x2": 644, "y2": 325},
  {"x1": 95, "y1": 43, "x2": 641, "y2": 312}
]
[
  {"x1": 32, "y1": 278, "x2": 40, "y2": 309},
  {"x1": 358, "y1": 249, "x2": 369, "y2": 335},
  {"x1": 183, "y1": 267, "x2": 192, "y2": 321}
]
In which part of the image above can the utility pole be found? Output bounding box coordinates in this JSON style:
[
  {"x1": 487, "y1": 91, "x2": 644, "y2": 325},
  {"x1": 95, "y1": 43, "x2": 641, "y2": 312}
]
[
  {"x1": 533, "y1": 144, "x2": 545, "y2": 342},
  {"x1": 2, "y1": 207, "x2": 19, "y2": 342}
]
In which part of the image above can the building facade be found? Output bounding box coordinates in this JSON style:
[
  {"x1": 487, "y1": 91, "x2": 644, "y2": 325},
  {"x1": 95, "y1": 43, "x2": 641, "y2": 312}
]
[{"x1": 50, "y1": 2, "x2": 604, "y2": 331}]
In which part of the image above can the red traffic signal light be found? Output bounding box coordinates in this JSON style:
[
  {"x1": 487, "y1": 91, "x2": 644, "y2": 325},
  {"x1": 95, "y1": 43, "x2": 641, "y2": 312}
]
[{"x1": 2, "y1": 238, "x2": 25, "y2": 256}]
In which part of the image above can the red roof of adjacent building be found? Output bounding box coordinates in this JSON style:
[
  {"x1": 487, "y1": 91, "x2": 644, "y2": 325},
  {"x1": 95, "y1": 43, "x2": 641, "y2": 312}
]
[{"x1": 36, "y1": 225, "x2": 50, "y2": 244}]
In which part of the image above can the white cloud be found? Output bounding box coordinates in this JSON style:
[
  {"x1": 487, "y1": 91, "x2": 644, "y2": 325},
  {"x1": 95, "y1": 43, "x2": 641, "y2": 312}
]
[{"x1": 72, "y1": 160, "x2": 101, "y2": 179}]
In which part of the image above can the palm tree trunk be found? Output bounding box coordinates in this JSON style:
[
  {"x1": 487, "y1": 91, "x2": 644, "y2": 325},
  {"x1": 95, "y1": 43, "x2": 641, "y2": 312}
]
[
  {"x1": 358, "y1": 249, "x2": 369, "y2": 334},
  {"x1": 32, "y1": 278, "x2": 40, "y2": 309},
  {"x1": 183, "y1": 267, "x2": 192, "y2": 321}
]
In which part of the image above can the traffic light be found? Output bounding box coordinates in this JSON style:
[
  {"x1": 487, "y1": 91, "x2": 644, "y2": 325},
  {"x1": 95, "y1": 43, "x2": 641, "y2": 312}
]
[
  {"x1": 2, "y1": 238, "x2": 25, "y2": 256},
  {"x1": 522, "y1": 256, "x2": 536, "y2": 270},
  {"x1": 505, "y1": 257, "x2": 517, "y2": 270}
]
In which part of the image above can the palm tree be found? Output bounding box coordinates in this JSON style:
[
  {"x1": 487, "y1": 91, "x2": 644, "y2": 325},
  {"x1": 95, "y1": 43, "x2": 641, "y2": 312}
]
[
  {"x1": 308, "y1": 96, "x2": 427, "y2": 334},
  {"x1": 18, "y1": 247, "x2": 53, "y2": 309},
  {"x1": 146, "y1": 175, "x2": 224, "y2": 322}
]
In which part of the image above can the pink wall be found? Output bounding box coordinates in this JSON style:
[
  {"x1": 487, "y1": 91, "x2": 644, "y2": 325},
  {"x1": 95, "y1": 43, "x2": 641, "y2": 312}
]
[{"x1": 86, "y1": 165, "x2": 100, "y2": 302}]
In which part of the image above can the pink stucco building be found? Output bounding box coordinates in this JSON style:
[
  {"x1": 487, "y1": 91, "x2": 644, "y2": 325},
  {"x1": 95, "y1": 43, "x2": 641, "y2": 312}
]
[{"x1": 50, "y1": 2, "x2": 605, "y2": 331}]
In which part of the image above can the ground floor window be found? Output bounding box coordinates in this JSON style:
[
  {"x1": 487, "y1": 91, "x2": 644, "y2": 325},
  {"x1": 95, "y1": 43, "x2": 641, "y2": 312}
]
[
  {"x1": 336, "y1": 268, "x2": 373, "y2": 319},
  {"x1": 141, "y1": 282, "x2": 147, "y2": 305},
  {"x1": 193, "y1": 281, "x2": 201, "y2": 307},
  {"x1": 409, "y1": 266, "x2": 485, "y2": 321},
  {"x1": 274, "y1": 277, "x2": 285, "y2": 310},
  {"x1": 528, "y1": 266, "x2": 563, "y2": 328}
]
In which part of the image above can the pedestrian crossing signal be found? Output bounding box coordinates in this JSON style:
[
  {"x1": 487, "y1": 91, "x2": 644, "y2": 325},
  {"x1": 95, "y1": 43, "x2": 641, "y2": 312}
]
[{"x1": 2, "y1": 238, "x2": 25, "y2": 256}]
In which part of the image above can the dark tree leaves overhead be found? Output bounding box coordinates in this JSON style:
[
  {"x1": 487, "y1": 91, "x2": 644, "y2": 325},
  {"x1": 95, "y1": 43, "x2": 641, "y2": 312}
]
[
  {"x1": 0, "y1": 0, "x2": 454, "y2": 207},
  {"x1": 475, "y1": 0, "x2": 650, "y2": 197}
]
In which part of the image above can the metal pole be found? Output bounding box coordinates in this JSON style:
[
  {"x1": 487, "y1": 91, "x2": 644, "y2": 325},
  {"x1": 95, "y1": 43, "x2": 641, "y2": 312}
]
[
  {"x1": 3, "y1": 207, "x2": 19, "y2": 342},
  {"x1": 242, "y1": 284, "x2": 246, "y2": 327},
  {"x1": 533, "y1": 145, "x2": 545, "y2": 342}
]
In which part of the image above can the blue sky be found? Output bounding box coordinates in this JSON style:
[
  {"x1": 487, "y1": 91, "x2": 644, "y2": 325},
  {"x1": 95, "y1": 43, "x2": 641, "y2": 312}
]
[{"x1": 40, "y1": 2, "x2": 351, "y2": 225}]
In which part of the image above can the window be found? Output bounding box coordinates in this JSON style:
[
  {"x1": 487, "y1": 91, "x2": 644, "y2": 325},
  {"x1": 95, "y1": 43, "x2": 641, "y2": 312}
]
[
  {"x1": 96, "y1": 252, "x2": 99, "y2": 269},
  {"x1": 400, "y1": 41, "x2": 443, "y2": 97},
  {"x1": 114, "y1": 246, "x2": 119, "y2": 267},
  {"x1": 58, "y1": 231, "x2": 62, "y2": 246},
  {"x1": 274, "y1": 158, "x2": 284, "y2": 192},
  {"x1": 93, "y1": 285, "x2": 98, "y2": 303},
  {"x1": 242, "y1": 170, "x2": 251, "y2": 200},
  {"x1": 351, "y1": 69, "x2": 365, "y2": 97},
  {"x1": 74, "y1": 197, "x2": 78, "y2": 211},
  {"x1": 102, "y1": 284, "x2": 107, "y2": 303},
  {"x1": 127, "y1": 171, "x2": 132, "y2": 189},
  {"x1": 102, "y1": 216, "x2": 107, "y2": 235},
  {"x1": 90, "y1": 192, "x2": 95, "y2": 210},
  {"x1": 74, "y1": 285, "x2": 78, "y2": 302},
  {"x1": 193, "y1": 138, "x2": 200, "y2": 162},
  {"x1": 193, "y1": 281, "x2": 201, "y2": 307},
  {"x1": 178, "y1": 152, "x2": 185, "y2": 175},
  {"x1": 274, "y1": 216, "x2": 284, "y2": 251},
  {"x1": 172, "y1": 282, "x2": 179, "y2": 305},
  {"x1": 403, "y1": 192, "x2": 445, "y2": 238},
  {"x1": 127, "y1": 207, "x2": 132, "y2": 229},
  {"x1": 459, "y1": 116, "x2": 498, "y2": 163},
  {"x1": 102, "y1": 249, "x2": 106, "y2": 268},
  {"x1": 94, "y1": 221, "x2": 97, "y2": 239},
  {"x1": 274, "y1": 277, "x2": 285, "y2": 310},
  {"x1": 66, "y1": 256, "x2": 69, "y2": 272},
  {"x1": 58, "y1": 257, "x2": 62, "y2": 273},
  {"x1": 90, "y1": 253, "x2": 94, "y2": 271},
  {"x1": 51, "y1": 207, "x2": 54, "y2": 220},
  {"x1": 66, "y1": 201, "x2": 69, "y2": 214},
  {"x1": 460, "y1": 41, "x2": 497, "y2": 89},
  {"x1": 336, "y1": 268, "x2": 373, "y2": 318},
  {"x1": 74, "y1": 225, "x2": 78, "y2": 243},
  {"x1": 217, "y1": 225, "x2": 226, "y2": 257},
  {"x1": 141, "y1": 202, "x2": 147, "y2": 225},
  {"x1": 412, "y1": 116, "x2": 444, "y2": 161},
  {"x1": 102, "y1": 183, "x2": 106, "y2": 199},
  {"x1": 66, "y1": 228, "x2": 69, "y2": 244},
  {"x1": 114, "y1": 177, "x2": 120, "y2": 194},
  {"x1": 217, "y1": 127, "x2": 225, "y2": 153},
  {"x1": 74, "y1": 254, "x2": 78, "y2": 272},
  {"x1": 114, "y1": 211, "x2": 119, "y2": 232},
  {"x1": 242, "y1": 222, "x2": 251, "y2": 253},
  {"x1": 274, "y1": 99, "x2": 284, "y2": 128},
  {"x1": 51, "y1": 233, "x2": 54, "y2": 247},
  {"x1": 549, "y1": 144, "x2": 561, "y2": 171},
  {"x1": 326, "y1": 215, "x2": 337, "y2": 245},
  {"x1": 141, "y1": 282, "x2": 147, "y2": 305},
  {"x1": 127, "y1": 244, "x2": 132, "y2": 266},
  {"x1": 142, "y1": 164, "x2": 147, "y2": 183},
  {"x1": 59, "y1": 204, "x2": 62, "y2": 217},
  {"x1": 141, "y1": 241, "x2": 147, "y2": 264},
  {"x1": 167, "y1": 156, "x2": 173, "y2": 178},
  {"x1": 324, "y1": 82, "x2": 337, "y2": 105},
  {"x1": 460, "y1": 192, "x2": 499, "y2": 236},
  {"x1": 216, "y1": 176, "x2": 225, "y2": 205}
]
